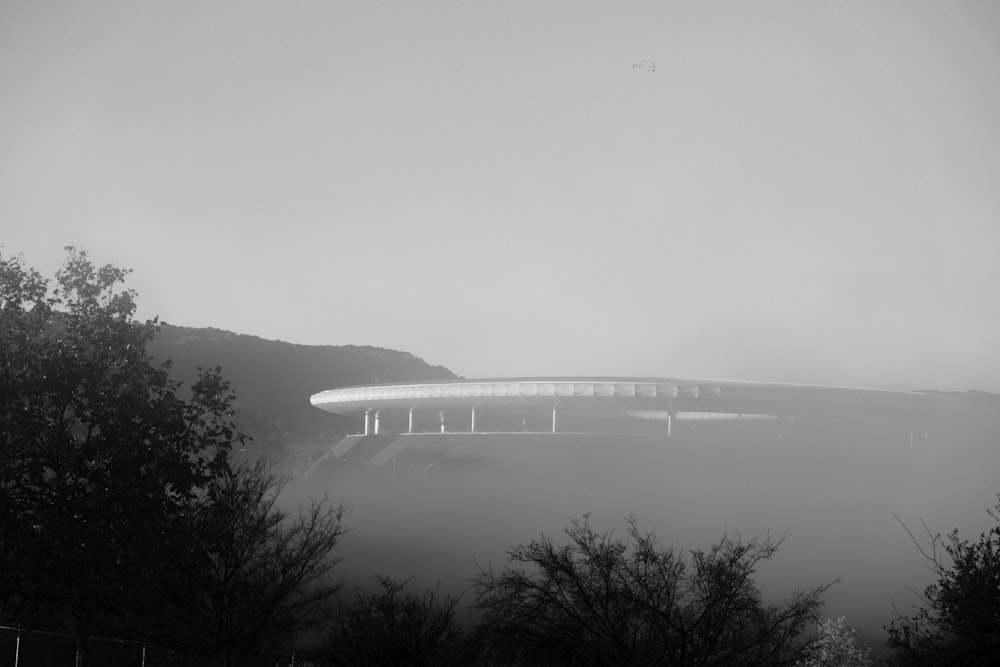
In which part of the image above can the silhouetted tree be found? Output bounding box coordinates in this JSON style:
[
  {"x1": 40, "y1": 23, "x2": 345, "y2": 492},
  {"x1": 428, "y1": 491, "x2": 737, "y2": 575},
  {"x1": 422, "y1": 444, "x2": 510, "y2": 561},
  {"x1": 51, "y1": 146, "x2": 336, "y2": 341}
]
[
  {"x1": 473, "y1": 515, "x2": 830, "y2": 666},
  {"x1": 885, "y1": 498, "x2": 1000, "y2": 665},
  {"x1": 326, "y1": 575, "x2": 466, "y2": 666},
  {"x1": 0, "y1": 248, "x2": 236, "y2": 664},
  {"x1": 142, "y1": 459, "x2": 348, "y2": 667}
]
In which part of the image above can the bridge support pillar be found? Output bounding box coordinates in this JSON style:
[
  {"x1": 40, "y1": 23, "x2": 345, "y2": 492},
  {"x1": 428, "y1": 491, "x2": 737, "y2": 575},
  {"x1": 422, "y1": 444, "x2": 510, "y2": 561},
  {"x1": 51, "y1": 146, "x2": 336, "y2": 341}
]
[
  {"x1": 409, "y1": 406, "x2": 415, "y2": 434},
  {"x1": 439, "y1": 410, "x2": 446, "y2": 434},
  {"x1": 552, "y1": 405, "x2": 559, "y2": 433},
  {"x1": 374, "y1": 410, "x2": 382, "y2": 435},
  {"x1": 364, "y1": 408, "x2": 373, "y2": 436}
]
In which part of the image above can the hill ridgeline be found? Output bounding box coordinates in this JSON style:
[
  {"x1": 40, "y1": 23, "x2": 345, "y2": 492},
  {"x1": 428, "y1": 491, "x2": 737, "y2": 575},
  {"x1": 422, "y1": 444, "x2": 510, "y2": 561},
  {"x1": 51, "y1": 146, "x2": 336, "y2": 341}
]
[{"x1": 147, "y1": 323, "x2": 457, "y2": 470}]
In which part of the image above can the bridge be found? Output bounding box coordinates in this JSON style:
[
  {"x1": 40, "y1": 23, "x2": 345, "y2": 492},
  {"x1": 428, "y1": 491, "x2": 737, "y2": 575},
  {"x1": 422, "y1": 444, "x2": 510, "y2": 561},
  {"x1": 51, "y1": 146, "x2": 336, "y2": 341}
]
[{"x1": 311, "y1": 377, "x2": 932, "y2": 437}]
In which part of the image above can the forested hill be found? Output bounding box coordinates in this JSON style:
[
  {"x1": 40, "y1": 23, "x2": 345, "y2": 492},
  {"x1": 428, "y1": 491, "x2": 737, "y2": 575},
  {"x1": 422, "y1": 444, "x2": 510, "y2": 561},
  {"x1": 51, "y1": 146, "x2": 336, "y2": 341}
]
[{"x1": 147, "y1": 323, "x2": 458, "y2": 469}]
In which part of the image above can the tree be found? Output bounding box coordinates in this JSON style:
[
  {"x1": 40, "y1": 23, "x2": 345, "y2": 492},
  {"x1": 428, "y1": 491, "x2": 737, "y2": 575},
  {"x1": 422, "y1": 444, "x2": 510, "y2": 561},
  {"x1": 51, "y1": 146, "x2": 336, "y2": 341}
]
[
  {"x1": 885, "y1": 498, "x2": 1000, "y2": 665},
  {"x1": 796, "y1": 617, "x2": 872, "y2": 667},
  {"x1": 472, "y1": 515, "x2": 830, "y2": 666},
  {"x1": 326, "y1": 575, "x2": 467, "y2": 666},
  {"x1": 0, "y1": 248, "x2": 238, "y2": 664},
  {"x1": 2, "y1": 248, "x2": 349, "y2": 665},
  {"x1": 142, "y1": 459, "x2": 348, "y2": 666}
]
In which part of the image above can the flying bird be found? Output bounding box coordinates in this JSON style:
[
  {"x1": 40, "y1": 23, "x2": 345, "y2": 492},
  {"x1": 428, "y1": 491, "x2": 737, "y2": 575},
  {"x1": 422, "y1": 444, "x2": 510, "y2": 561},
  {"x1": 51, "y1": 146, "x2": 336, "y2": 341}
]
[{"x1": 631, "y1": 59, "x2": 656, "y2": 73}]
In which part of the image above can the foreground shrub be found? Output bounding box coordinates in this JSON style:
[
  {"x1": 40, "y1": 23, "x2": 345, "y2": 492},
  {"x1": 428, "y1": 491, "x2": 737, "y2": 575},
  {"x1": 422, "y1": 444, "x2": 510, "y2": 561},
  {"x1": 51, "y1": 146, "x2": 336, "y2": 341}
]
[
  {"x1": 473, "y1": 515, "x2": 831, "y2": 666},
  {"x1": 326, "y1": 576, "x2": 467, "y2": 666},
  {"x1": 885, "y1": 497, "x2": 1000, "y2": 665}
]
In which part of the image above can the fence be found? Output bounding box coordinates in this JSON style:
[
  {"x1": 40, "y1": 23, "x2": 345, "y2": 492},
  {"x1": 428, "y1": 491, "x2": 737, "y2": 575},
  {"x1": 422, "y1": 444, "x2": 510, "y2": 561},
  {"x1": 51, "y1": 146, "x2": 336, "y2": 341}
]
[{"x1": 0, "y1": 625, "x2": 329, "y2": 667}]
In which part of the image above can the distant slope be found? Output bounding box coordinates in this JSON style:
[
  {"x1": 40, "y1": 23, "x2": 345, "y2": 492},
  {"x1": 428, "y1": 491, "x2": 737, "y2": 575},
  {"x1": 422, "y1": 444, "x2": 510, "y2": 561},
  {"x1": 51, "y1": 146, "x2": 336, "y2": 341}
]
[{"x1": 147, "y1": 324, "x2": 458, "y2": 467}]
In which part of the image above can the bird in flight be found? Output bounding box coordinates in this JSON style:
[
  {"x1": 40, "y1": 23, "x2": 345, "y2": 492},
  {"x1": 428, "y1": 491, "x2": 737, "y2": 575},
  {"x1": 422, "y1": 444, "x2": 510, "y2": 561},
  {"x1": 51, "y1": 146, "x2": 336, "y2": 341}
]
[{"x1": 632, "y1": 59, "x2": 656, "y2": 73}]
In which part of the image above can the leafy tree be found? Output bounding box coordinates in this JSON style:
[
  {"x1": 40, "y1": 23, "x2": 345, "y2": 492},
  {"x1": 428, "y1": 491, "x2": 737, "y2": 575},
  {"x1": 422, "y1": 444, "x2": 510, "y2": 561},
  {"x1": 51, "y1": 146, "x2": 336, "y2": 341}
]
[
  {"x1": 326, "y1": 575, "x2": 467, "y2": 666},
  {"x1": 2, "y1": 248, "x2": 349, "y2": 666},
  {"x1": 885, "y1": 499, "x2": 1000, "y2": 665},
  {"x1": 472, "y1": 515, "x2": 830, "y2": 666},
  {"x1": 0, "y1": 248, "x2": 238, "y2": 654},
  {"x1": 796, "y1": 616, "x2": 871, "y2": 667},
  {"x1": 0, "y1": 248, "x2": 242, "y2": 664}
]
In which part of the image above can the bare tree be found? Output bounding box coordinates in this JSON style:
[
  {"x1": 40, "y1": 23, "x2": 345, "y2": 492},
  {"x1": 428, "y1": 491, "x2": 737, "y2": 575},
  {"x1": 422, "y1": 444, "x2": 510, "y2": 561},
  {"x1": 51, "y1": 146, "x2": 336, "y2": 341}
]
[
  {"x1": 327, "y1": 575, "x2": 467, "y2": 666},
  {"x1": 144, "y1": 460, "x2": 348, "y2": 666},
  {"x1": 473, "y1": 515, "x2": 830, "y2": 666}
]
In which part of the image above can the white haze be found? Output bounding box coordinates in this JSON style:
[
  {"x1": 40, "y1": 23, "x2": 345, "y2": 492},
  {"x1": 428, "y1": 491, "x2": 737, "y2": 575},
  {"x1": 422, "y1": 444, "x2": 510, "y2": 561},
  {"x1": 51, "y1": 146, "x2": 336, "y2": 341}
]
[{"x1": 288, "y1": 397, "x2": 1000, "y2": 649}]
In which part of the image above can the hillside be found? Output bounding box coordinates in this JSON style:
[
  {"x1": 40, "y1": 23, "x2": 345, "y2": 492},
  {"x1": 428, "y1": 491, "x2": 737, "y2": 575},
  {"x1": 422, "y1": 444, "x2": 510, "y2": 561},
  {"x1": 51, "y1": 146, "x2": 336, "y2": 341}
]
[
  {"x1": 147, "y1": 322, "x2": 1000, "y2": 475},
  {"x1": 147, "y1": 323, "x2": 458, "y2": 469}
]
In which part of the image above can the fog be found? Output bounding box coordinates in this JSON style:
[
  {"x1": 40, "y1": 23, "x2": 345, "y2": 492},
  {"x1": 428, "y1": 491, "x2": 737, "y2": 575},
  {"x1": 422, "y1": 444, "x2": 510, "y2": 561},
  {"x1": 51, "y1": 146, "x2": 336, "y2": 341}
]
[{"x1": 287, "y1": 392, "x2": 1000, "y2": 649}]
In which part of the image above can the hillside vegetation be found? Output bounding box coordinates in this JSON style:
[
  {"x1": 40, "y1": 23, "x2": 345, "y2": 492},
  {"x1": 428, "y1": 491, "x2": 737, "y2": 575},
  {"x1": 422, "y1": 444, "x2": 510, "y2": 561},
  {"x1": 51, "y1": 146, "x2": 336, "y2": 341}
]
[{"x1": 148, "y1": 324, "x2": 457, "y2": 469}]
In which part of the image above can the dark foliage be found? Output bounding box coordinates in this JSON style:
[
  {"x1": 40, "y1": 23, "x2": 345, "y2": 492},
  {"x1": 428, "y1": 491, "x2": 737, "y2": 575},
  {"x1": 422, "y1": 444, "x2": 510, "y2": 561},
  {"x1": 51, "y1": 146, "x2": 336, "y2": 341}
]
[
  {"x1": 140, "y1": 459, "x2": 347, "y2": 666},
  {"x1": 1, "y1": 248, "x2": 236, "y2": 655},
  {"x1": 885, "y1": 498, "x2": 1000, "y2": 665},
  {"x1": 326, "y1": 575, "x2": 467, "y2": 666},
  {"x1": 1, "y1": 248, "x2": 347, "y2": 666},
  {"x1": 473, "y1": 515, "x2": 830, "y2": 666}
]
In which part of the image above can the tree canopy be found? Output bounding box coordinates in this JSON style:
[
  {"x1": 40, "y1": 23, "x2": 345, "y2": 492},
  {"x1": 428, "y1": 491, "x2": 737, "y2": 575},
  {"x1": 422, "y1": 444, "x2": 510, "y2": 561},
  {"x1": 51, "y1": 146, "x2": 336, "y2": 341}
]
[
  {"x1": 0, "y1": 247, "x2": 346, "y2": 666},
  {"x1": 886, "y1": 498, "x2": 1000, "y2": 665},
  {"x1": 2, "y1": 248, "x2": 232, "y2": 621}
]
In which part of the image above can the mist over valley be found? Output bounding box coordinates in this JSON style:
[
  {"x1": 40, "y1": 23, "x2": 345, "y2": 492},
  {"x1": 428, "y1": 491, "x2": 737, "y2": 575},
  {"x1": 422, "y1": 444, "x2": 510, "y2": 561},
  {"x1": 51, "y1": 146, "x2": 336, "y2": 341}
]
[{"x1": 152, "y1": 324, "x2": 1000, "y2": 651}]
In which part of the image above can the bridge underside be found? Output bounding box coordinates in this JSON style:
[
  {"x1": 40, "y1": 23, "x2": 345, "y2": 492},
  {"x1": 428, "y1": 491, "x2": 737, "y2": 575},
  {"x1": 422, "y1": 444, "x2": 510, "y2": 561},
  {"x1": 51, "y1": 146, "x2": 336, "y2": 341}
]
[{"x1": 353, "y1": 403, "x2": 778, "y2": 437}]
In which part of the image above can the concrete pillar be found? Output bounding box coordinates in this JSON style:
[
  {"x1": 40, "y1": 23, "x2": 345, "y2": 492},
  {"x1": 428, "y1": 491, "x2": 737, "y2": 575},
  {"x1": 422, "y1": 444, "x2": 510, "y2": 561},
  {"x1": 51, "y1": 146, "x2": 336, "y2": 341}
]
[
  {"x1": 667, "y1": 411, "x2": 673, "y2": 437},
  {"x1": 409, "y1": 406, "x2": 415, "y2": 434},
  {"x1": 471, "y1": 405, "x2": 478, "y2": 433},
  {"x1": 439, "y1": 411, "x2": 446, "y2": 434},
  {"x1": 364, "y1": 408, "x2": 373, "y2": 436},
  {"x1": 552, "y1": 405, "x2": 558, "y2": 433},
  {"x1": 374, "y1": 410, "x2": 382, "y2": 435}
]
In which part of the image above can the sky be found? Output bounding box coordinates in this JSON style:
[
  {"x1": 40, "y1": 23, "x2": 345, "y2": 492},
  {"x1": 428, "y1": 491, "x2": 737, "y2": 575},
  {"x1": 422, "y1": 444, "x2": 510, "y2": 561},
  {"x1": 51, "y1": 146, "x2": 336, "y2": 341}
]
[{"x1": 2, "y1": 1, "x2": 999, "y2": 392}]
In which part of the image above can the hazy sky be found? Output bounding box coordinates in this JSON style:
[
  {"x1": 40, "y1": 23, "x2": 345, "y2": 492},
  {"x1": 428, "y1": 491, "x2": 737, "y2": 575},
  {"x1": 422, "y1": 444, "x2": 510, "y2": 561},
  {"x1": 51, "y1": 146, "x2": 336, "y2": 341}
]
[{"x1": 3, "y1": 1, "x2": 999, "y2": 391}]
